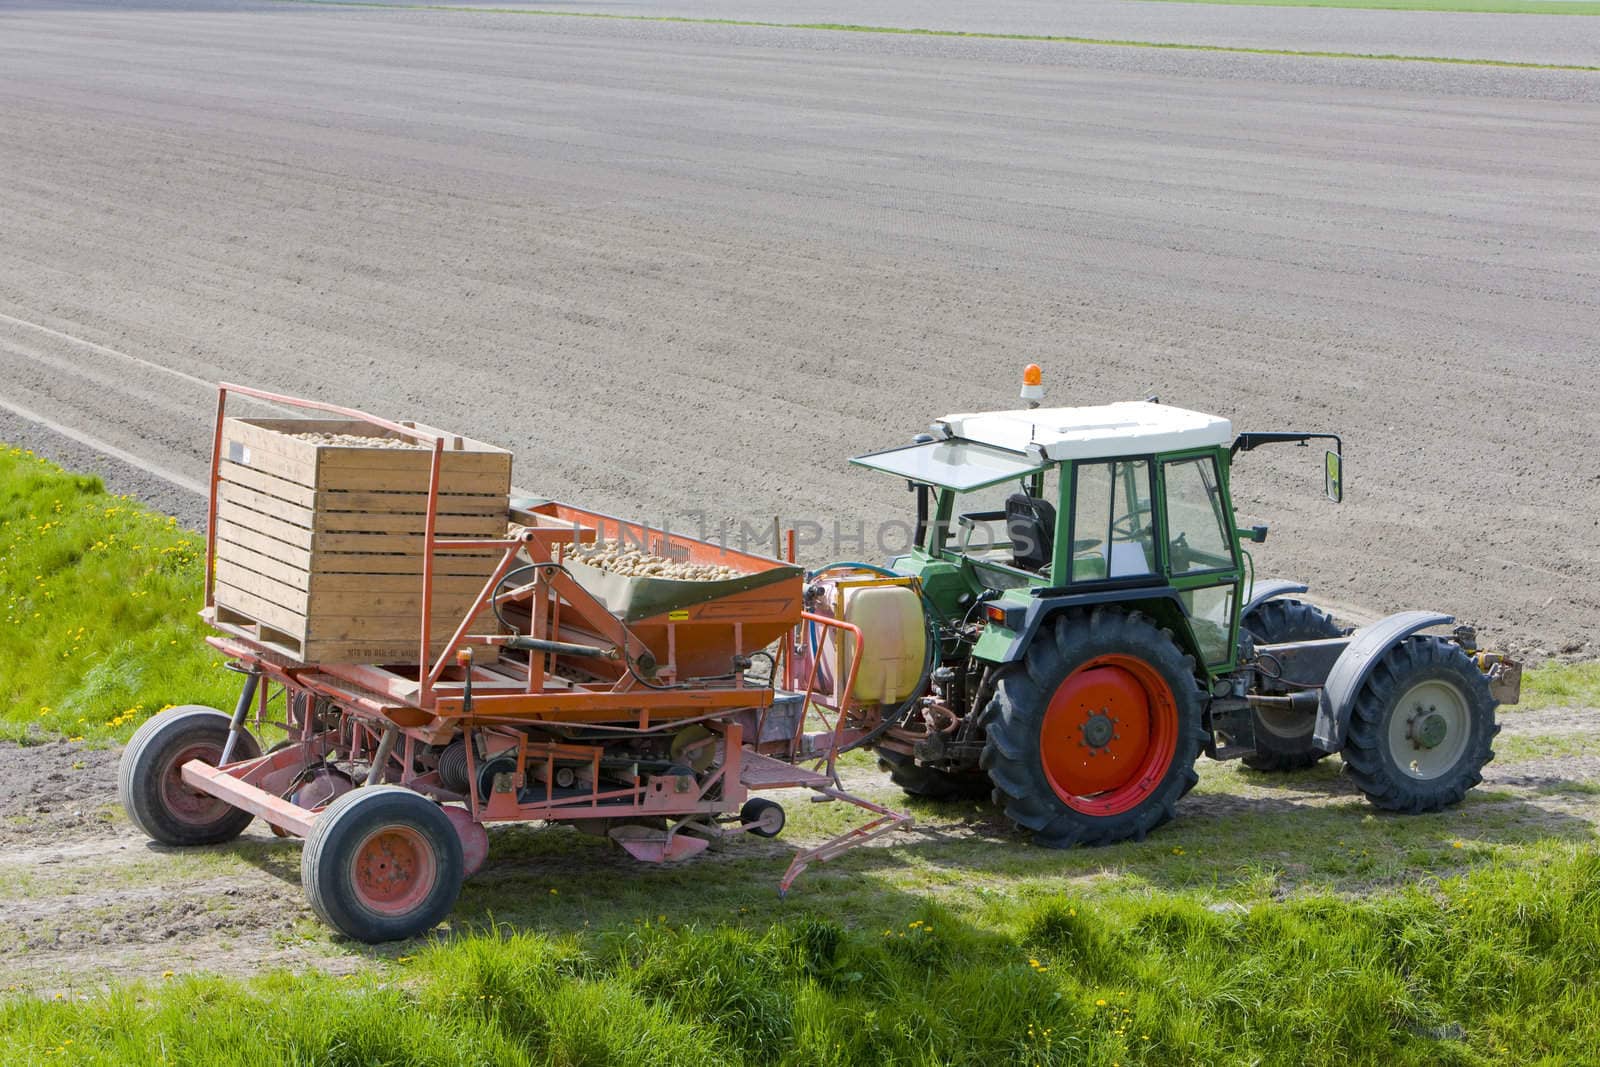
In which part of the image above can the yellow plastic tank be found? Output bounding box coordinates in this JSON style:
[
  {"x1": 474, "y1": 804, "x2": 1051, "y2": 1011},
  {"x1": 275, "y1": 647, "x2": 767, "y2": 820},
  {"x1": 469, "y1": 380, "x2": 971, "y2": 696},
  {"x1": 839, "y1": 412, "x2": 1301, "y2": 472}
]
[{"x1": 833, "y1": 582, "x2": 927, "y2": 706}]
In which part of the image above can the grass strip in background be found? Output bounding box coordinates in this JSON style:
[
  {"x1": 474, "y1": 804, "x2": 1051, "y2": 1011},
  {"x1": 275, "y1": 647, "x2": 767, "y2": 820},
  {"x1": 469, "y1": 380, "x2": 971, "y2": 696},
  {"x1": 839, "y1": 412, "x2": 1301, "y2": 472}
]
[
  {"x1": 1523, "y1": 660, "x2": 1600, "y2": 706},
  {"x1": 1146, "y1": 0, "x2": 1600, "y2": 13},
  {"x1": 270, "y1": 0, "x2": 1600, "y2": 72}
]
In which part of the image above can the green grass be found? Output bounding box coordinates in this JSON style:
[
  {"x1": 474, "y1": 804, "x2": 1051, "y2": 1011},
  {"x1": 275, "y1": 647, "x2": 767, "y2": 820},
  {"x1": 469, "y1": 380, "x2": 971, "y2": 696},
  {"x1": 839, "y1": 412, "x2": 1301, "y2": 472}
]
[
  {"x1": 1521, "y1": 661, "x2": 1600, "y2": 709},
  {"x1": 7, "y1": 846, "x2": 1600, "y2": 1064},
  {"x1": 268, "y1": 0, "x2": 1600, "y2": 72},
  {"x1": 1143, "y1": 0, "x2": 1600, "y2": 13},
  {"x1": 0, "y1": 444, "x2": 230, "y2": 744},
  {"x1": 1496, "y1": 732, "x2": 1600, "y2": 762}
]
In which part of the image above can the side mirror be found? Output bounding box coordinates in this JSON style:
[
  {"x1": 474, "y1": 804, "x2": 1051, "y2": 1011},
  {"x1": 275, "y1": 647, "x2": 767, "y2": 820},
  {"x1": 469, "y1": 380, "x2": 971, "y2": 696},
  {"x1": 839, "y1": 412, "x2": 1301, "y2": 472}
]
[{"x1": 1324, "y1": 450, "x2": 1343, "y2": 503}]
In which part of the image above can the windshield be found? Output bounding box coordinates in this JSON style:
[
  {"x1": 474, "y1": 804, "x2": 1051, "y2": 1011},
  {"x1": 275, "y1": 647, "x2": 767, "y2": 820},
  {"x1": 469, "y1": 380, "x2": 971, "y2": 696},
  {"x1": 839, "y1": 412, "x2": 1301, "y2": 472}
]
[{"x1": 851, "y1": 439, "x2": 1045, "y2": 491}]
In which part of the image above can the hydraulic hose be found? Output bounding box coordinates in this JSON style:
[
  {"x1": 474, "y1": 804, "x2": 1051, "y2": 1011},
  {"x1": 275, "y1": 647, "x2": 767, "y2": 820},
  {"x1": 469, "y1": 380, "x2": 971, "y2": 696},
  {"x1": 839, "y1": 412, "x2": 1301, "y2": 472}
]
[{"x1": 490, "y1": 561, "x2": 568, "y2": 635}]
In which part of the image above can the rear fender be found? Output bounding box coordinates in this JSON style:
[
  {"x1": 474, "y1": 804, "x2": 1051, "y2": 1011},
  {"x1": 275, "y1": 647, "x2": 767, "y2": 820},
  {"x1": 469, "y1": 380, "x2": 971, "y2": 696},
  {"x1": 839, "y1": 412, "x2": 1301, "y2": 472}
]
[
  {"x1": 1312, "y1": 611, "x2": 1453, "y2": 750},
  {"x1": 1241, "y1": 579, "x2": 1310, "y2": 620},
  {"x1": 979, "y1": 588, "x2": 1191, "y2": 665}
]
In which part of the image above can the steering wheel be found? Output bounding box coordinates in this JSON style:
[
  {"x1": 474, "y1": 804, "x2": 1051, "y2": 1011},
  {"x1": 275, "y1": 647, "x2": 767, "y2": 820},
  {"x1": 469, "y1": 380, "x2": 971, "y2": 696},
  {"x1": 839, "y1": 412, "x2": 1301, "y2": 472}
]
[
  {"x1": 1110, "y1": 501, "x2": 1155, "y2": 540},
  {"x1": 1168, "y1": 532, "x2": 1192, "y2": 571}
]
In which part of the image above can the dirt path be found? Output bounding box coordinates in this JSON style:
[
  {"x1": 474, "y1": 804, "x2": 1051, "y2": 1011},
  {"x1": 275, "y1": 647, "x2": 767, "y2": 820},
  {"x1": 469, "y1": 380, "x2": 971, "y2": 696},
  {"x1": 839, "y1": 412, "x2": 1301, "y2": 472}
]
[{"x1": 4, "y1": 702, "x2": 1594, "y2": 992}]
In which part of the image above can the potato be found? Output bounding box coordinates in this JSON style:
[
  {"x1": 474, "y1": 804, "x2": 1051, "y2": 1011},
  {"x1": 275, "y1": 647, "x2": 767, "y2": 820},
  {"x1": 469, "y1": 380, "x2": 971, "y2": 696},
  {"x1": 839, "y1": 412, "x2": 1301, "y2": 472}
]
[
  {"x1": 291, "y1": 431, "x2": 422, "y2": 449},
  {"x1": 568, "y1": 540, "x2": 742, "y2": 581}
]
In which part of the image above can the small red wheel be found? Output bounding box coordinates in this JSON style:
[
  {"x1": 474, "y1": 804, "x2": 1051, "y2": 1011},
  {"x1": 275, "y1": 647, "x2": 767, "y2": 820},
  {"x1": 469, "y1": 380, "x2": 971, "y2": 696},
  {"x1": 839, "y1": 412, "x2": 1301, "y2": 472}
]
[
  {"x1": 119, "y1": 706, "x2": 261, "y2": 846},
  {"x1": 302, "y1": 786, "x2": 464, "y2": 943}
]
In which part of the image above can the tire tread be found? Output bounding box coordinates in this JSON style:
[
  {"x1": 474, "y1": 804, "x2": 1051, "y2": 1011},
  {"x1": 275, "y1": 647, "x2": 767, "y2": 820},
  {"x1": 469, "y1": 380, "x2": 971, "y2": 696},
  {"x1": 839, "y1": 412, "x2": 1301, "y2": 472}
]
[
  {"x1": 118, "y1": 705, "x2": 260, "y2": 846},
  {"x1": 981, "y1": 608, "x2": 1206, "y2": 849},
  {"x1": 1341, "y1": 636, "x2": 1497, "y2": 813}
]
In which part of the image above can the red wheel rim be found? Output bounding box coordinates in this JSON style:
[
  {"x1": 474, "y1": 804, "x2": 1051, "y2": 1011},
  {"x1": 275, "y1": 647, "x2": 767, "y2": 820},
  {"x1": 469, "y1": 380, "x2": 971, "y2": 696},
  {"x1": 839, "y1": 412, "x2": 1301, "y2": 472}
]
[
  {"x1": 1039, "y1": 654, "x2": 1179, "y2": 816},
  {"x1": 159, "y1": 742, "x2": 234, "y2": 825},
  {"x1": 349, "y1": 825, "x2": 437, "y2": 916}
]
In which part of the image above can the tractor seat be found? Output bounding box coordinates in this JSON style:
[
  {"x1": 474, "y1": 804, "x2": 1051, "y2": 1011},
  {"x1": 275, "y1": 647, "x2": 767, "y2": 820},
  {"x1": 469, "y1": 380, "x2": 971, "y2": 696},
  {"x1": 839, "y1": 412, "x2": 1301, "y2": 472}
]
[{"x1": 1005, "y1": 493, "x2": 1055, "y2": 571}]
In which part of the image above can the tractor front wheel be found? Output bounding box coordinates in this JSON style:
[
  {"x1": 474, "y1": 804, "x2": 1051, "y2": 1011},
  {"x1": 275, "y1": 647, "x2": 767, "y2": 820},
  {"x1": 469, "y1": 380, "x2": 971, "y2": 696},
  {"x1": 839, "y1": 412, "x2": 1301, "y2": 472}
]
[
  {"x1": 981, "y1": 608, "x2": 1206, "y2": 847},
  {"x1": 301, "y1": 786, "x2": 464, "y2": 943},
  {"x1": 1341, "y1": 637, "x2": 1497, "y2": 813},
  {"x1": 119, "y1": 705, "x2": 261, "y2": 846},
  {"x1": 1241, "y1": 598, "x2": 1347, "y2": 772}
]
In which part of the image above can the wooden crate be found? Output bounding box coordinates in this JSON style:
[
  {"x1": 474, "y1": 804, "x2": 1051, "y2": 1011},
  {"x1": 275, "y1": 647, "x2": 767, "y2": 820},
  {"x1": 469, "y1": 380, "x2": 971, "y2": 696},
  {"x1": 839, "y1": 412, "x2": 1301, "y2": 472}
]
[{"x1": 212, "y1": 417, "x2": 512, "y2": 664}]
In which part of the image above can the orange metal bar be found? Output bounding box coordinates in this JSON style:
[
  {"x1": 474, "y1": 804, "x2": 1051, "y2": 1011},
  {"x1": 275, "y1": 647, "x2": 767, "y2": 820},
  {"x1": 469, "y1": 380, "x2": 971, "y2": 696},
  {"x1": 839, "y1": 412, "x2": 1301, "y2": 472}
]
[
  {"x1": 778, "y1": 786, "x2": 911, "y2": 894},
  {"x1": 797, "y1": 611, "x2": 863, "y2": 780},
  {"x1": 529, "y1": 567, "x2": 549, "y2": 694},
  {"x1": 204, "y1": 386, "x2": 227, "y2": 608},
  {"x1": 214, "y1": 382, "x2": 445, "y2": 443},
  {"x1": 436, "y1": 686, "x2": 760, "y2": 718},
  {"x1": 418, "y1": 435, "x2": 444, "y2": 708},
  {"x1": 181, "y1": 759, "x2": 316, "y2": 837}
]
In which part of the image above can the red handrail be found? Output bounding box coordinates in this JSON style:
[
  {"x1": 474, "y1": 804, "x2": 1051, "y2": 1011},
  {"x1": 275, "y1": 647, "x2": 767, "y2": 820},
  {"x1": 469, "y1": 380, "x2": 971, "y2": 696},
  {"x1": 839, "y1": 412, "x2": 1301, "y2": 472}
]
[{"x1": 797, "y1": 611, "x2": 864, "y2": 782}]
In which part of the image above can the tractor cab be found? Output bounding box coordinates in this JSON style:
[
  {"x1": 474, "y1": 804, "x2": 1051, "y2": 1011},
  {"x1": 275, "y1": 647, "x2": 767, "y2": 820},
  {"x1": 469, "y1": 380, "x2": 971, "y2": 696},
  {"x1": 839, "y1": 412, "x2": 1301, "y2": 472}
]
[{"x1": 852, "y1": 393, "x2": 1247, "y2": 672}]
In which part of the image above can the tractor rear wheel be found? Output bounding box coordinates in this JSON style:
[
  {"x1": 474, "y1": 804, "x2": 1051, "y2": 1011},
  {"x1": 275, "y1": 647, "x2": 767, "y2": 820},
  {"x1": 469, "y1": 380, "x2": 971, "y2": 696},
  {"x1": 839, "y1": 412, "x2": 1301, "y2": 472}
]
[
  {"x1": 301, "y1": 786, "x2": 464, "y2": 943},
  {"x1": 980, "y1": 608, "x2": 1207, "y2": 847},
  {"x1": 1240, "y1": 598, "x2": 1347, "y2": 772},
  {"x1": 1341, "y1": 637, "x2": 1497, "y2": 813},
  {"x1": 119, "y1": 705, "x2": 261, "y2": 846},
  {"x1": 876, "y1": 749, "x2": 990, "y2": 801}
]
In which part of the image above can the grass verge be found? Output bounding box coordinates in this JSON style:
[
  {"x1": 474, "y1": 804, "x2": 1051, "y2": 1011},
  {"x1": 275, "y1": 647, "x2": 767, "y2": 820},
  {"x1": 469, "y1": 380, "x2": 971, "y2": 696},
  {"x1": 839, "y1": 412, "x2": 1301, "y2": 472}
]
[
  {"x1": 0, "y1": 445, "x2": 228, "y2": 744},
  {"x1": 6, "y1": 845, "x2": 1600, "y2": 1064},
  {"x1": 1522, "y1": 660, "x2": 1600, "y2": 708},
  {"x1": 268, "y1": 0, "x2": 1600, "y2": 72}
]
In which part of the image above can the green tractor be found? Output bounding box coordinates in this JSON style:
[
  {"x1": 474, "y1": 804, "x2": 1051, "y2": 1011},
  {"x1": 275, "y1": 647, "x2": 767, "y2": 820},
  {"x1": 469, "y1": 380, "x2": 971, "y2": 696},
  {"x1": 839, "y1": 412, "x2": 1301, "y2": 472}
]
[{"x1": 823, "y1": 368, "x2": 1520, "y2": 847}]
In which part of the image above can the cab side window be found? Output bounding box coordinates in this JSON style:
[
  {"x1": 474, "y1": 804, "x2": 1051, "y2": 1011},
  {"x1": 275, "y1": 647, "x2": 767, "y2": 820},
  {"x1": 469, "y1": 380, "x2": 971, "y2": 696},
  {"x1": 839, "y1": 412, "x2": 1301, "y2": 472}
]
[
  {"x1": 1070, "y1": 460, "x2": 1156, "y2": 581},
  {"x1": 1162, "y1": 456, "x2": 1234, "y2": 574}
]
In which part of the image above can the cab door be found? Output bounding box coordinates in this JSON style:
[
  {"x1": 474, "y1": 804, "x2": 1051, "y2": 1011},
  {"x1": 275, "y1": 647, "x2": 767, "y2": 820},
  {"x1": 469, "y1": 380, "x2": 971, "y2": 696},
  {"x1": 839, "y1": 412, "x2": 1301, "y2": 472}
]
[{"x1": 1156, "y1": 451, "x2": 1244, "y2": 671}]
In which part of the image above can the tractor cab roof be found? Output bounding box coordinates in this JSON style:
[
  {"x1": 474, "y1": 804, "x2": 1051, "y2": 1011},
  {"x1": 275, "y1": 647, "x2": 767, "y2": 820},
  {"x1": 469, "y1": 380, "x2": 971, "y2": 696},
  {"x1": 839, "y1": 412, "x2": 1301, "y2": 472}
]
[
  {"x1": 851, "y1": 400, "x2": 1234, "y2": 489},
  {"x1": 936, "y1": 401, "x2": 1232, "y2": 462}
]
